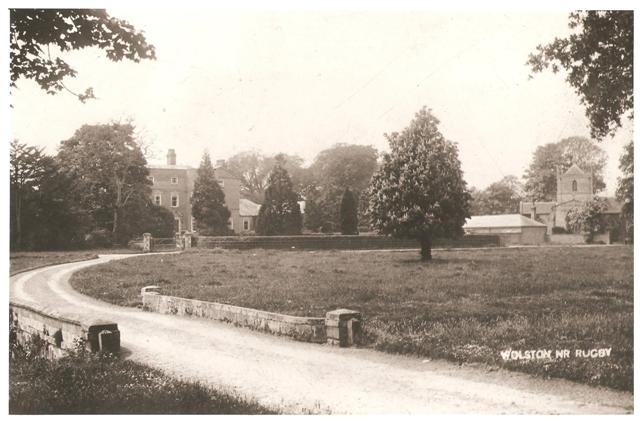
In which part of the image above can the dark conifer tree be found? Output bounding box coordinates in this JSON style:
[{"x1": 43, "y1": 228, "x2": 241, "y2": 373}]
[
  {"x1": 340, "y1": 188, "x2": 359, "y2": 235},
  {"x1": 191, "y1": 152, "x2": 230, "y2": 235}
]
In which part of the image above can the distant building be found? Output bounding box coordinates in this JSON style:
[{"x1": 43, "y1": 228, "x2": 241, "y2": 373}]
[
  {"x1": 464, "y1": 214, "x2": 547, "y2": 245},
  {"x1": 519, "y1": 164, "x2": 623, "y2": 238},
  {"x1": 239, "y1": 198, "x2": 260, "y2": 232},
  {"x1": 148, "y1": 149, "x2": 242, "y2": 234}
]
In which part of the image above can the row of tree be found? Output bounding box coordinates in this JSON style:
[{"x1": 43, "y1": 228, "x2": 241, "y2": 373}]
[
  {"x1": 10, "y1": 125, "x2": 175, "y2": 251},
  {"x1": 225, "y1": 144, "x2": 379, "y2": 234}
]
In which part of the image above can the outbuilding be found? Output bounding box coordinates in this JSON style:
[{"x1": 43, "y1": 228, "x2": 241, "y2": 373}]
[{"x1": 463, "y1": 214, "x2": 547, "y2": 246}]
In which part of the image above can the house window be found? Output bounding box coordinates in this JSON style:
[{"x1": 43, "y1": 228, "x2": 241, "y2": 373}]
[
  {"x1": 171, "y1": 193, "x2": 179, "y2": 207},
  {"x1": 171, "y1": 177, "x2": 178, "y2": 184},
  {"x1": 154, "y1": 194, "x2": 162, "y2": 206},
  {"x1": 228, "y1": 218, "x2": 233, "y2": 230},
  {"x1": 174, "y1": 218, "x2": 181, "y2": 233},
  {"x1": 218, "y1": 180, "x2": 225, "y2": 188},
  {"x1": 191, "y1": 216, "x2": 196, "y2": 232},
  {"x1": 243, "y1": 219, "x2": 250, "y2": 231},
  {"x1": 572, "y1": 180, "x2": 578, "y2": 192},
  {"x1": 149, "y1": 176, "x2": 155, "y2": 184}
]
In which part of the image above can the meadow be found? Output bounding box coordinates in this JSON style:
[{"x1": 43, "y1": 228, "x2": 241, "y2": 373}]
[{"x1": 70, "y1": 246, "x2": 634, "y2": 391}]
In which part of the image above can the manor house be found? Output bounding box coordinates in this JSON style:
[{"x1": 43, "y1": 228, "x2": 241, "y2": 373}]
[{"x1": 148, "y1": 149, "x2": 256, "y2": 234}]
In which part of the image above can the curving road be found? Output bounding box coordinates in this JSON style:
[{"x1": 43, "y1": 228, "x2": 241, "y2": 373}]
[{"x1": 10, "y1": 255, "x2": 634, "y2": 414}]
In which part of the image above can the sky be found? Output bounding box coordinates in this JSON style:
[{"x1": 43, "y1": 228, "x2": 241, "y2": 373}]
[{"x1": 8, "y1": 6, "x2": 634, "y2": 194}]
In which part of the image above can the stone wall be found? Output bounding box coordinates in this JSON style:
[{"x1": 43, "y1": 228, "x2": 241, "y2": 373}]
[
  {"x1": 549, "y1": 232, "x2": 611, "y2": 245},
  {"x1": 141, "y1": 287, "x2": 326, "y2": 343},
  {"x1": 10, "y1": 299, "x2": 120, "y2": 359},
  {"x1": 194, "y1": 234, "x2": 500, "y2": 250}
]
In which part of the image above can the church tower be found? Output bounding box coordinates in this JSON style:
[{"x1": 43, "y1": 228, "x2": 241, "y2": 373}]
[{"x1": 556, "y1": 164, "x2": 593, "y2": 204}]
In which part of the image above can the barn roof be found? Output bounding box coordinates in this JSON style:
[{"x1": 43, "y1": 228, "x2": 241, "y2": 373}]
[{"x1": 464, "y1": 214, "x2": 547, "y2": 229}]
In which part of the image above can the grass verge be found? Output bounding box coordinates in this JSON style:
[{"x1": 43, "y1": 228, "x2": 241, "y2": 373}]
[
  {"x1": 9, "y1": 338, "x2": 274, "y2": 414},
  {"x1": 9, "y1": 249, "x2": 143, "y2": 275},
  {"x1": 70, "y1": 246, "x2": 633, "y2": 391}
]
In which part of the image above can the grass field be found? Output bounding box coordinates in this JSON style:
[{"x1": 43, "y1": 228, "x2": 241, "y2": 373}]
[
  {"x1": 9, "y1": 249, "x2": 142, "y2": 275},
  {"x1": 70, "y1": 246, "x2": 633, "y2": 391},
  {"x1": 10, "y1": 338, "x2": 273, "y2": 414}
]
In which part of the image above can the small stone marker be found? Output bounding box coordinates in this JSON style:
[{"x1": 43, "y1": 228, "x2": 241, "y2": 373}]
[
  {"x1": 141, "y1": 285, "x2": 161, "y2": 296},
  {"x1": 325, "y1": 309, "x2": 362, "y2": 347},
  {"x1": 142, "y1": 233, "x2": 152, "y2": 253}
]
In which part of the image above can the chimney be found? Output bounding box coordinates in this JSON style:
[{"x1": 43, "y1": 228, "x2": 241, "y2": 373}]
[
  {"x1": 167, "y1": 149, "x2": 176, "y2": 166},
  {"x1": 216, "y1": 159, "x2": 225, "y2": 168}
]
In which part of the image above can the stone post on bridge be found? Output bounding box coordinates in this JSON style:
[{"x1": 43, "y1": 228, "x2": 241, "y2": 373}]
[
  {"x1": 142, "y1": 233, "x2": 152, "y2": 253},
  {"x1": 326, "y1": 309, "x2": 362, "y2": 347},
  {"x1": 183, "y1": 232, "x2": 192, "y2": 250}
]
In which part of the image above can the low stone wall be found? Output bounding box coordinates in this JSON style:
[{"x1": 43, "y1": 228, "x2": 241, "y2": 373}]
[
  {"x1": 141, "y1": 287, "x2": 326, "y2": 343},
  {"x1": 549, "y1": 232, "x2": 611, "y2": 245},
  {"x1": 194, "y1": 234, "x2": 500, "y2": 250},
  {"x1": 10, "y1": 299, "x2": 120, "y2": 359}
]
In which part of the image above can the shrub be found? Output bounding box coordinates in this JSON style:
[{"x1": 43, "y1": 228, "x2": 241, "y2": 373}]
[
  {"x1": 9, "y1": 338, "x2": 274, "y2": 414},
  {"x1": 551, "y1": 226, "x2": 567, "y2": 234}
]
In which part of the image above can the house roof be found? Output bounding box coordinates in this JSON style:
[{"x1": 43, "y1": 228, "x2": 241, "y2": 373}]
[
  {"x1": 464, "y1": 214, "x2": 547, "y2": 229},
  {"x1": 239, "y1": 198, "x2": 261, "y2": 216},
  {"x1": 149, "y1": 164, "x2": 194, "y2": 170},
  {"x1": 214, "y1": 167, "x2": 240, "y2": 180}
]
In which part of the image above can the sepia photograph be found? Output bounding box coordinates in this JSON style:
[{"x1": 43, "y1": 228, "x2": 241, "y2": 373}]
[{"x1": 5, "y1": 0, "x2": 635, "y2": 415}]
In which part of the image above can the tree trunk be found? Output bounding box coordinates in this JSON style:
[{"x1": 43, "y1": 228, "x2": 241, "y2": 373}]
[
  {"x1": 419, "y1": 234, "x2": 432, "y2": 261},
  {"x1": 15, "y1": 191, "x2": 22, "y2": 249},
  {"x1": 112, "y1": 207, "x2": 119, "y2": 239}
]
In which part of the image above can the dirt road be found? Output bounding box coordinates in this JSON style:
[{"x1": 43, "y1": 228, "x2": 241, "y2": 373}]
[{"x1": 9, "y1": 255, "x2": 634, "y2": 414}]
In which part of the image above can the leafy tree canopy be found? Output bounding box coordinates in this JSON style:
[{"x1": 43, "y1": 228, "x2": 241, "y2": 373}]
[
  {"x1": 57, "y1": 123, "x2": 151, "y2": 242},
  {"x1": 523, "y1": 136, "x2": 607, "y2": 201},
  {"x1": 10, "y1": 9, "x2": 155, "y2": 101},
  {"x1": 225, "y1": 151, "x2": 305, "y2": 203},
  {"x1": 528, "y1": 11, "x2": 633, "y2": 140},
  {"x1": 304, "y1": 144, "x2": 378, "y2": 232},
  {"x1": 470, "y1": 175, "x2": 524, "y2": 215},
  {"x1": 616, "y1": 141, "x2": 633, "y2": 220},
  {"x1": 368, "y1": 107, "x2": 471, "y2": 261},
  {"x1": 565, "y1": 197, "x2": 609, "y2": 241},
  {"x1": 191, "y1": 152, "x2": 231, "y2": 235},
  {"x1": 10, "y1": 140, "x2": 90, "y2": 250}
]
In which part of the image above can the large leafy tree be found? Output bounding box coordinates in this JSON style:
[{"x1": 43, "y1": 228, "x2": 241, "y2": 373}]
[
  {"x1": 470, "y1": 175, "x2": 524, "y2": 215},
  {"x1": 368, "y1": 107, "x2": 471, "y2": 261},
  {"x1": 57, "y1": 123, "x2": 151, "y2": 243},
  {"x1": 225, "y1": 151, "x2": 305, "y2": 203},
  {"x1": 340, "y1": 188, "x2": 359, "y2": 235},
  {"x1": 523, "y1": 136, "x2": 607, "y2": 201},
  {"x1": 305, "y1": 144, "x2": 378, "y2": 231},
  {"x1": 191, "y1": 152, "x2": 231, "y2": 235},
  {"x1": 528, "y1": 11, "x2": 633, "y2": 140},
  {"x1": 10, "y1": 9, "x2": 155, "y2": 101},
  {"x1": 256, "y1": 156, "x2": 302, "y2": 235}
]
